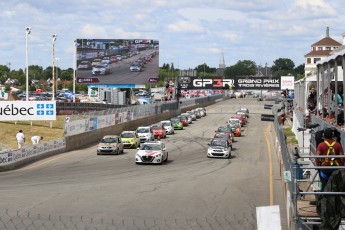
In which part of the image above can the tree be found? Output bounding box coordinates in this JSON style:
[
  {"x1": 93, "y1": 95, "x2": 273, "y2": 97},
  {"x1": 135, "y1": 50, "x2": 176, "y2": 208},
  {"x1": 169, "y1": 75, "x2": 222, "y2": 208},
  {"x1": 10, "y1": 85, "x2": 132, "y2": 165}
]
[
  {"x1": 28, "y1": 65, "x2": 43, "y2": 80},
  {"x1": 0, "y1": 65, "x2": 10, "y2": 84},
  {"x1": 294, "y1": 63, "x2": 305, "y2": 80},
  {"x1": 42, "y1": 67, "x2": 53, "y2": 80},
  {"x1": 272, "y1": 58, "x2": 295, "y2": 72},
  {"x1": 224, "y1": 60, "x2": 256, "y2": 77},
  {"x1": 195, "y1": 63, "x2": 216, "y2": 76},
  {"x1": 59, "y1": 68, "x2": 73, "y2": 81}
]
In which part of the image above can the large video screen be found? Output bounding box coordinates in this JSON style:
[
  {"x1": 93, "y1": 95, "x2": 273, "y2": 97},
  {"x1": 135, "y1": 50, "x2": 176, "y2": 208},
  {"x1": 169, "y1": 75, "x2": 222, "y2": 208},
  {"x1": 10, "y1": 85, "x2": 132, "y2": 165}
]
[{"x1": 75, "y1": 39, "x2": 159, "y2": 85}]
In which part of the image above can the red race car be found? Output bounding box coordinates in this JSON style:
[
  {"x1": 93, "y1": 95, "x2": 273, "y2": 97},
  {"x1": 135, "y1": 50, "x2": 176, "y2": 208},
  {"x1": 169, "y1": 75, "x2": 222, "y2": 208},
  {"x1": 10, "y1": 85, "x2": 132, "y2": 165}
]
[
  {"x1": 178, "y1": 115, "x2": 189, "y2": 126},
  {"x1": 214, "y1": 131, "x2": 233, "y2": 149},
  {"x1": 230, "y1": 114, "x2": 246, "y2": 126},
  {"x1": 151, "y1": 123, "x2": 167, "y2": 139}
]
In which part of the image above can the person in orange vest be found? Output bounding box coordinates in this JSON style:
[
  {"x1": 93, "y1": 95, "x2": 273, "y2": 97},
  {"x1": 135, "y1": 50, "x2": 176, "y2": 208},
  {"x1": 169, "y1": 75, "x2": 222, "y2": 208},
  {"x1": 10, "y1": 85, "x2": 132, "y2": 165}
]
[{"x1": 316, "y1": 128, "x2": 344, "y2": 191}]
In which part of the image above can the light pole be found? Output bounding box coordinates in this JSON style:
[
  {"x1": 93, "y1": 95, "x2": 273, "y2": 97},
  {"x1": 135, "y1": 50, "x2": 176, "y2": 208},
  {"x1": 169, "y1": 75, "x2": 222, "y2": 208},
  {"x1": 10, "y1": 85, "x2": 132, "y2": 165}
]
[
  {"x1": 55, "y1": 57, "x2": 59, "y2": 94},
  {"x1": 73, "y1": 40, "x2": 78, "y2": 102},
  {"x1": 52, "y1": 34, "x2": 57, "y2": 100},
  {"x1": 25, "y1": 27, "x2": 31, "y2": 101}
]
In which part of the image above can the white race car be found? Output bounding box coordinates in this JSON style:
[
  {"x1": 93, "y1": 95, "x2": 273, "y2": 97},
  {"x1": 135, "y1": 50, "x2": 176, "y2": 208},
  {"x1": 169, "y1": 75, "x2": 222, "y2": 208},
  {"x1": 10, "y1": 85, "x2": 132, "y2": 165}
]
[
  {"x1": 207, "y1": 138, "x2": 231, "y2": 158},
  {"x1": 136, "y1": 126, "x2": 154, "y2": 143},
  {"x1": 135, "y1": 141, "x2": 168, "y2": 164},
  {"x1": 161, "y1": 120, "x2": 174, "y2": 134}
]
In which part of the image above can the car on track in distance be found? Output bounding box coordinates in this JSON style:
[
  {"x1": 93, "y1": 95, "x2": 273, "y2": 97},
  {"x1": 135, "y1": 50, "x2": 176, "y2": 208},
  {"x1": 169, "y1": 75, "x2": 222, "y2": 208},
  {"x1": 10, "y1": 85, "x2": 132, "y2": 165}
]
[
  {"x1": 171, "y1": 117, "x2": 183, "y2": 130},
  {"x1": 231, "y1": 114, "x2": 247, "y2": 126},
  {"x1": 181, "y1": 113, "x2": 192, "y2": 124},
  {"x1": 197, "y1": 107, "x2": 206, "y2": 116},
  {"x1": 151, "y1": 123, "x2": 167, "y2": 139},
  {"x1": 135, "y1": 141, "x2": 168, "y2": 164},
  {"x1": 192, "y1": 109, "x2": 202, "y2": 118},
  {"x1": 77, "y1": 61, "x2": 92, "y2": 70},
  {"x1": 136, "y1": 126, "x2": 155, "y2": 143},
  {"x1": 110, "y1": 56, "x2": 118, "y2": 63},
  {"x1": 116, "y1": 55, "x2": 122, "y2": 61},
  {"x1": 178, "y1": 114, "x2": 189, "y2": 127},
  {"x1": 237, "y1": 108, "x2": 249, "y2": 118},
  {"x1": 101, "y1": 57, "x2": 111, "y2": 65},
  {"x1": 196, "y1": 108, "x2": 205, "y2": 117},
  {"x1": 214, "y1": 132, "x2": 232, "y2": 150},
  {"x1": 227, "y1": 121, "x2": 242, "y2": 137},
  {"x1": 239, "y1": 107, "x2": 249, "y2": 113},
  {"x1": 186, "y1": 111, "x2": 197, "y2": 121},
  {"x1": 216, "y1": 126, "x2": 235, "y2": 142},
  {"x1": 91, "y1": 58, "x2": 102, "y2": 67},
  {"x1": 161, "y1": 120, "x2": 174, "y2": 135},
  {"x1": 229, "y1": 116, "x2": 244, "y2": 127},
  {"x1": 97, "y1": 135, "x2": 124, "y2": 155},
  {"x1": 120, "y1": 131, "x2": 140, "y2": 148},
  {"x1": 207, "y1": 138, "x2": 231, "y2": 158},
  {"x1": 130, "y1": 64, "x2": 142, "y2": 72},
  {"x1": 92, "y1": 64, "x2": 110, "y2": 75}
]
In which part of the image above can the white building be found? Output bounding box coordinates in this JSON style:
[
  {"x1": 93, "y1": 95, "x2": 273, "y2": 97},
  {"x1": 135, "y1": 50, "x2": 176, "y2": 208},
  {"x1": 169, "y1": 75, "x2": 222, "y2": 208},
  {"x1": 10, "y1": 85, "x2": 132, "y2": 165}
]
[{"x1": 304, "y1": 27, "x2": 341, "y2": 76}]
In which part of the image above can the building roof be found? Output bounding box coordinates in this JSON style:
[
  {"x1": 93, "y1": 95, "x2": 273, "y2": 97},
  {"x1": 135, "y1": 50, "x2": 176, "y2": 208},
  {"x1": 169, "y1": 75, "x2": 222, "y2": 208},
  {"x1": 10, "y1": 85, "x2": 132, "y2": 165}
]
[
  {"x1": 305, "y1": 50, "x2": 333, "y2": 57},
  {"x1": 311, "y1": 37, "x2": 341, "y2": 47},
  {"x1": 255, "y1": 66, "x2": 272, "y2": 77}
]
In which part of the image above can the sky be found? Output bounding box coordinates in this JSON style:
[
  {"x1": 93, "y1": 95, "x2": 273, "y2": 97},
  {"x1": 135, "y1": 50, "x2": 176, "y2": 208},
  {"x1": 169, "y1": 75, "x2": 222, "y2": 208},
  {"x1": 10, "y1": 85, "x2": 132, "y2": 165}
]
[{"x1": 1, "y1": 0, "x2": 345, "y2": 71}]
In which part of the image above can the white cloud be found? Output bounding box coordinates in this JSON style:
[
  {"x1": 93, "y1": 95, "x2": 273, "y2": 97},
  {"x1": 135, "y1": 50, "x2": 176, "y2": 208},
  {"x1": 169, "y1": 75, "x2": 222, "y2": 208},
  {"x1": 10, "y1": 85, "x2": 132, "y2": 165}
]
[
  {"x1": 167, "y1": 21, "x2": 204, "y2": 33},
  {"x1": 1, "y1": 0, "x2": 345, "y2": 71}
]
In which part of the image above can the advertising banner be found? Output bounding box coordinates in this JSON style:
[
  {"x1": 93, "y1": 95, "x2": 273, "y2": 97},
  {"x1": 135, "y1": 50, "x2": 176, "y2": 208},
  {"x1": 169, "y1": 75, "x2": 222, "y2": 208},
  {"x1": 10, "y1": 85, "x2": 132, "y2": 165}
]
[
  {"x1": 280, "y1": 76, "x2": 295, "y2": 90},
  {"x1": 0, "y1": 139, "x2": 65, "y2": 166},
  {"x1": 0, "y1": 101, "x2": 56, "y2": 121},
  {"x1": 177, "y1": 76, "x2": 281, "y2": 90}
]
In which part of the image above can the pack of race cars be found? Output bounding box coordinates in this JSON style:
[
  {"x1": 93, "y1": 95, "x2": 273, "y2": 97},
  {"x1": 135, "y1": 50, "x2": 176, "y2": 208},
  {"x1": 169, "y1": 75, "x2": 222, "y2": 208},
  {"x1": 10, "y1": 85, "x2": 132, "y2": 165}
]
[
  {"x1": 207, "y1": 107, "x2": 249, "y2": 159},
  {"x1": 96, "y1": 107, "x2": 249, "y2": 163}
]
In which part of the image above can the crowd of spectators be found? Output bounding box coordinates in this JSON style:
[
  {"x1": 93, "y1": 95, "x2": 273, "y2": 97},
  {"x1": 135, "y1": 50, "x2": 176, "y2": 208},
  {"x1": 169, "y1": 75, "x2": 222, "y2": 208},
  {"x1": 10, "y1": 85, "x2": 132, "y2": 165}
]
[{"x1": 307, "y1": 84, "x2": 344, "y2": 128}]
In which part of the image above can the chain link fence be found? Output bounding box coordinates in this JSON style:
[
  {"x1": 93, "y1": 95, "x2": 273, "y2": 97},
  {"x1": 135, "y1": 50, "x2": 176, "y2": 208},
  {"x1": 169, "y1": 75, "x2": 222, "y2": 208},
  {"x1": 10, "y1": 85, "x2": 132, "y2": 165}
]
[
  {"x1": 65, "y1": 95, "x2": 223, "y2": 122},
  {"x1": 0, "y1": 209, "x2": 257, "y2": 230}
]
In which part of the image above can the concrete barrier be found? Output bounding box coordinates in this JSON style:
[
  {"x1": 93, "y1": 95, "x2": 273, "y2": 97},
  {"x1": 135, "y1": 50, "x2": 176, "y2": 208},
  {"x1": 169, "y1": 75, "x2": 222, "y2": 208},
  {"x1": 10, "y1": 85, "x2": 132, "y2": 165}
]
[{"x1": 65, "y1": 110, "x2": 179, "y2": 151}]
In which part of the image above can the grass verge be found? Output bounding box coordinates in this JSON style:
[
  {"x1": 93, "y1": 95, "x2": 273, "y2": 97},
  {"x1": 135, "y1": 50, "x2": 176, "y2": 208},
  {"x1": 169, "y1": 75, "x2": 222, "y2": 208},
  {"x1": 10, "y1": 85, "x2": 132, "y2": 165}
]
[
  {"x1": 283, "y1": 127, "x2": 298, "y2": 145},
  {"x1": 0, "y1": 116, "x2": 65, "y2": 150}
]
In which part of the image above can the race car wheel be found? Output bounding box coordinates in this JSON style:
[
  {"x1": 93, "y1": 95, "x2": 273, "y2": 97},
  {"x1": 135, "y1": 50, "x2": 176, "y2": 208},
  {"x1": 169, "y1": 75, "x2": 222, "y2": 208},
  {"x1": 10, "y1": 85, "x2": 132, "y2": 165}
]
[{"x1": 165, "y1": 153, "x2": 168, "y2": 162}]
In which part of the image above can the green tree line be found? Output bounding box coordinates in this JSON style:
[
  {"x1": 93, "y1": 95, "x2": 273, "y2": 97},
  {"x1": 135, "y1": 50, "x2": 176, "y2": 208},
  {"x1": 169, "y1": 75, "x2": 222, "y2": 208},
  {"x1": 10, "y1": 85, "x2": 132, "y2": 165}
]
[{"x1": 1, "y1": 57, "x2": 305, "y2": 92}]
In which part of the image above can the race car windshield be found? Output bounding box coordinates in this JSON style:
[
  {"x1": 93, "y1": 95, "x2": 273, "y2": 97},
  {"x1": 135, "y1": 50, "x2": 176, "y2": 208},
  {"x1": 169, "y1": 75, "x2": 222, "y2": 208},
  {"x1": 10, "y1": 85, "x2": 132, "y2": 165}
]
[
  {"x1": 120, "y1": 133, "x2": 135, "y2": 138},
  {"x1": 151, "y1": 125, "x2": 161, "y2": 129},
  {"x1": 215, "y1": 134, "x2": 227, "y2": 139},
  {"x1": 217, "y1": 127, "x2": 228, "y2": 132},
  {"x1": 211, "y1": 140, "x2": 227, "y2": 147},
  {"x1": 101, "y1": 138, "x2": 118, "y2": 143},
  {"x1": 162, "y1": 122, "x2": 170, "y2": 127},
  {"x1": 137, "y1": 128, "x2": 149, "y2": 133},
  {"x1": 140, "y1": 144, "x2": 161, "y2": 150}
]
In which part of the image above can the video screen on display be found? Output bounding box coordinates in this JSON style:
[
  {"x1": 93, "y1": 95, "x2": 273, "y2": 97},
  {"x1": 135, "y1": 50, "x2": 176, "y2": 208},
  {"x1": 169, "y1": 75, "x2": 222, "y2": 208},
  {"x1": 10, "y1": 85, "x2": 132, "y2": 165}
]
[{"x1": 75, "y1": 39, "x2": 159, "y2": 85}]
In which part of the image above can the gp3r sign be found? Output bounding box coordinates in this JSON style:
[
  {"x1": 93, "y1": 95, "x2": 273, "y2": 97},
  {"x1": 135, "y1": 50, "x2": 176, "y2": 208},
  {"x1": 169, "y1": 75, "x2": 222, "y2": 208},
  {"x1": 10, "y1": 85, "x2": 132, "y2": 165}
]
[{"x1": 0, "y1": 101, "x2": 56, "y2": 121}]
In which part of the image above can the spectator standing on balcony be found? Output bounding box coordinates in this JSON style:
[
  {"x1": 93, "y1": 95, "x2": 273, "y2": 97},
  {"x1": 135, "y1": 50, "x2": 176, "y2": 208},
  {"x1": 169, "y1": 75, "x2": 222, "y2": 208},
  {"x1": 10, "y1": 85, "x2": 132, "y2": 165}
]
[
  {"x1": 316, "y1": 128, "x2": 344, "y2": 191},
  {"x1": 16, "y1": 130, "x2": 25, "y2": 149},
  {"x1": 307, "y1": 87, "x2": 317, "y2": 111},
  {"x1": 325, "y1": 110, "x2": 335, "y2": 124}
]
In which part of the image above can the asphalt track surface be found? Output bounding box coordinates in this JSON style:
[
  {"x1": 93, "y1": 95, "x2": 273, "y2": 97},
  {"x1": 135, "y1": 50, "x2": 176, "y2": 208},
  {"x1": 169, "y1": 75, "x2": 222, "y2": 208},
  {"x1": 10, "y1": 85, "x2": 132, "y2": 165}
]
[
  {"x1": 76, "y1": 50, "x2": 159, "y2": 85},
  {"x1": 0, "y1": 98, "x2": 287, "y2": 229}
]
